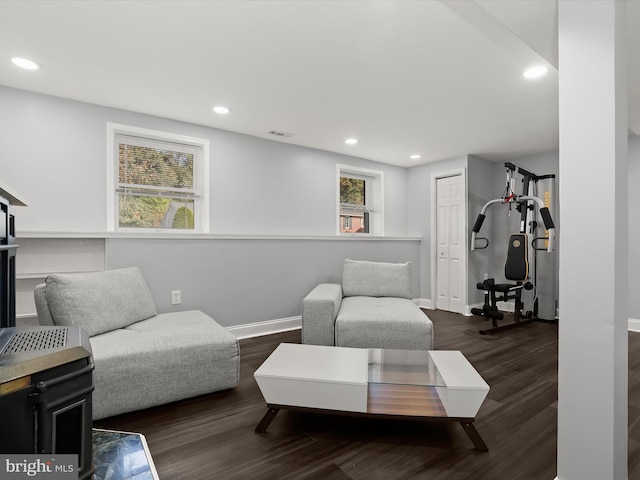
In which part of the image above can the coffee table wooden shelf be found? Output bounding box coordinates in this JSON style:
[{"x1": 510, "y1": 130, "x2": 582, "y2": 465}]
[{"x1": 254, "y1": 343, "x2": 490, "y2": 451}]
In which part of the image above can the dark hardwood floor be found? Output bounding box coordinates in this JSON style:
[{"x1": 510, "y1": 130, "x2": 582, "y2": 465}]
[{"x1": 95, "y1": 311, "x2": 640, "y2": 479}]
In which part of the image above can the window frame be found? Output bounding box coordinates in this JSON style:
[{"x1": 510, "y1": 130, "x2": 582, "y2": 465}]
[
  {"x1": 336, "y1": 164, "x2": 384, "y2": 236},
  {"x1": 106, "y1": 123, "x2": 210, "y2": 234}
]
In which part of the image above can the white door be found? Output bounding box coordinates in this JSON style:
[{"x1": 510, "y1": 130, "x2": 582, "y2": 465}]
[{"x1": 436, "y1": 175, "x2": 464, "y2": 313}]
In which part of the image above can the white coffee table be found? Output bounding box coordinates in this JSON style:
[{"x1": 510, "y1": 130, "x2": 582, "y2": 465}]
[{"x1": 254, "y1": 343, "x2": 490, "y2": 451}]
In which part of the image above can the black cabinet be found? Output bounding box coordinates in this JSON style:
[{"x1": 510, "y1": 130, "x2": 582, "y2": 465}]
[
  {"x1": 0, "y1": 326, "x2": 95, "y2": 479},
  {"x1": 0, "y1": 193, "x2": 18, "y2": 328}
]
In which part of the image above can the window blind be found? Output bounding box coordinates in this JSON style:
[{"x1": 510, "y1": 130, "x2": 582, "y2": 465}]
[{"x1": 117, "y1": 134, "x2": 197, "y2": 198}]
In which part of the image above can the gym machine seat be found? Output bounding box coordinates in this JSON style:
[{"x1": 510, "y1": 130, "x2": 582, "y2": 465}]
[{"x1": 471, "y1": 233, "x2": 535, "y2": 334}]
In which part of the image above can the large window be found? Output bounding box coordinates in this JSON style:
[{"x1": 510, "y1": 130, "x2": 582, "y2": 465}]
[
  {"x1": 337, "y1": 165, "x2": 383, "y2": 235},
  {"x1": 107, "y1": 124, "x2": 209, "y2": 233}
]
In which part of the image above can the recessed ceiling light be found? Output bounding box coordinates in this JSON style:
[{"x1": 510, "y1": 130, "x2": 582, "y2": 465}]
[
  {"x1": 11, "y1": 57, "x2": 40, "y2": 70},
  {"x1": 523, "y1": 65, "x2": 548, "y2": 79},
  {"x1": 345, "y1": 138, "x2": 358, "y2": 145},
  {"x1": 410, "y1": 154, "x2": 422, "y2": 160},
  {"x1": 213, "y1": 106, "x2": 231, "y2": 114}
]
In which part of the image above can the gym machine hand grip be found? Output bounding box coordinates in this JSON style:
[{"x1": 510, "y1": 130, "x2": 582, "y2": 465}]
[
  {"x1": 538, "y1": 207, "x2": 556, "y2": 253},
  {"x1": 472, "y1": 236, "x2": 489, "y2": 250},
  {"x1": 471, "y1": 214, "x2": 488, "y2": 251},
  {"x1": 532, "y1": 236, "x2": 554, "y2": 251},
  {"x1": 472, "y1": 214, "x2": 485, "y2": 233},
  {"x1": 540, "y1": 207, "x2": 555, "y2": 229}
]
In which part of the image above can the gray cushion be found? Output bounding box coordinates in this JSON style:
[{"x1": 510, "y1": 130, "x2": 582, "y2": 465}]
[
  {"x1": 342, "y1": 259, "x2": 412, "y2": 299},
  {"x1": 335, "y1": 296, "x2": 433, "y2": 350},
  {"x1": 44, "y1": 267, "x2": 157, "y2": 337},
  {"x1": 89, "y1": 310, "x2": 240, "y2": 419}
]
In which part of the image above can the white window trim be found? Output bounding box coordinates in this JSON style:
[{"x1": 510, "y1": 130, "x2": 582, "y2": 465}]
[
  {"x1": 106, "y1": 123, "x2": 210, "y2": 233},
  {"x1": 336, "y1": 164, "x2": 384, "y2": 236}
]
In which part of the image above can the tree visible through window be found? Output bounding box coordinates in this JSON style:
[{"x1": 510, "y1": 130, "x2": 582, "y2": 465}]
[
  {"x1": 117, "y1": 136, "x2": 198, "y2": 230},
  {"x1": 337, "y1": 165, "x2": 383, "y2": 235},
  {"x1": 340, "y1": 177, "x2": 365, "y2": 206},
  {"x1": 339, "y1": 176, "x2": 369, "y2": 233}
]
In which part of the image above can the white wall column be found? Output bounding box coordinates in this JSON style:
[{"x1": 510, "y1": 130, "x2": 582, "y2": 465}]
[{"x1": 557, "y1": 1, "x2": 628, "y2": 479}]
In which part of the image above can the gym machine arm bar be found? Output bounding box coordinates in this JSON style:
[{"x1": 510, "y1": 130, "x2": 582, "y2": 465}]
[{"x1": 471, "y1": 196, "x2": 555, "y2": 252}]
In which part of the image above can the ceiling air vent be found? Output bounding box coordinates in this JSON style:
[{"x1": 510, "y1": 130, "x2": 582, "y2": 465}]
[{"x1": 268, "y1": 130, "x2": 294, "y2": 138}]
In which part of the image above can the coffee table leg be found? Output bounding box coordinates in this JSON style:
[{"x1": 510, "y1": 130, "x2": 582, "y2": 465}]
[
  {"x1": 459, "y1": 421, "x2": 488, "y2": 451},
  {"x1": 255, "y1": 407, "x2": 280, "y2": 433}
]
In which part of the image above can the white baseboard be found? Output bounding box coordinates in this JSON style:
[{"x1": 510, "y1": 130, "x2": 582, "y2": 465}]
[
  {"x1": 414, "y1": 298, "x2": 433, "y2": 310},
  {"x1": 629, "y1": 318, "x2": 640, "y2": 333},
  {"x1": 465, "y1": 303, "x2": 483, "y2": 316},
  {"x1": 227, "y1": 316, "x2": 302, "y2": 340}
]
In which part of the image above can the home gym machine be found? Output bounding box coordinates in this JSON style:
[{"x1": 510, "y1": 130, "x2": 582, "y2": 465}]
[{"x1": 470, "y1": 162, "x2": 557, "y2": 334}]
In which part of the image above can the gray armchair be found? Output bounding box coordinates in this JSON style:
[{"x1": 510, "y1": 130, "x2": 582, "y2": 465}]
[{"x1": 302, "y1": 259, "x2": 433, "y2": 350}]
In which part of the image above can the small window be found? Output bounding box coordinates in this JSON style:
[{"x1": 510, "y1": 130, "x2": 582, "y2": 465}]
[
  {"x1": 337, "y1": 165, "x2": 383, "y2": 235},
  {"x1": 107, "y1": 124, "x2": 209, "y2": 233}
]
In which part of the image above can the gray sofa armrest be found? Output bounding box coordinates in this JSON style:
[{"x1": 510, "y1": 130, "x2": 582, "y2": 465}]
[
  {"x1": 302, "y1": 283, "x2": 343, "y2": 346},
  {"x1": 34, "y1": 283, "x2": 55, "y2": 326}
]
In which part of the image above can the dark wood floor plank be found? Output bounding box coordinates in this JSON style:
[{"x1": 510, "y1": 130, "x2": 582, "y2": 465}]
[{"x1": 94, "y1": 311, "x2": 639, "y2": 479}]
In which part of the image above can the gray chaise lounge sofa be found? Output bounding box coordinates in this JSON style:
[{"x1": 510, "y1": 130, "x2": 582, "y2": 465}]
[
  {"x1": 34, "y1": 266, "x2": 240, "y2": 420},
  {"x1": 302, "y1": 259, "x2": 433, "y2": 350}
]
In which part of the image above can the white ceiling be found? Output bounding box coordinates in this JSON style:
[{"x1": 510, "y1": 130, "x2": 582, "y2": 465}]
[{"x1": 0, "y1": 0, "x2": 638, "y2": 168}]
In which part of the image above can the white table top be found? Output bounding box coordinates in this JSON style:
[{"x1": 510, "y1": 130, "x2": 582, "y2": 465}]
[
  {"x1": 429, "y1": 350, "x2": 489, "y2": 390},
  {"x1": 255, "y1": 343, "x2": 488, "y2": 390},
  {"x1": 254, "y1": 343, "x2": 369, "y2": 386}
]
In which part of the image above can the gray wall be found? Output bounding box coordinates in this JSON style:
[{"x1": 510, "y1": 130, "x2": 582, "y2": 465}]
[
  {"x1": 0, "y1": 86, "x2": 410, "y2": 237},
  {"x1": 106, "y1": 237, "x2": 420, "y2": 326},
  {"x1": 0, "y1": 85, "x2": 419, "y2": 328},
  {"x1": 5, "y1": 84, "x2": 640, "y2": 322},
  {"x1": 407, "y1": 156, "x2": 468, "y2": 301},
  {"x1": 467, "y1": 155, "x2": 496, "y2": 306}
]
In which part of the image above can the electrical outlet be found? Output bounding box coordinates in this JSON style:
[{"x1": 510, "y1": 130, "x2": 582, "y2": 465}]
[{"x1": 171, "y1": 290, "x2": 182, "y2": 305}]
